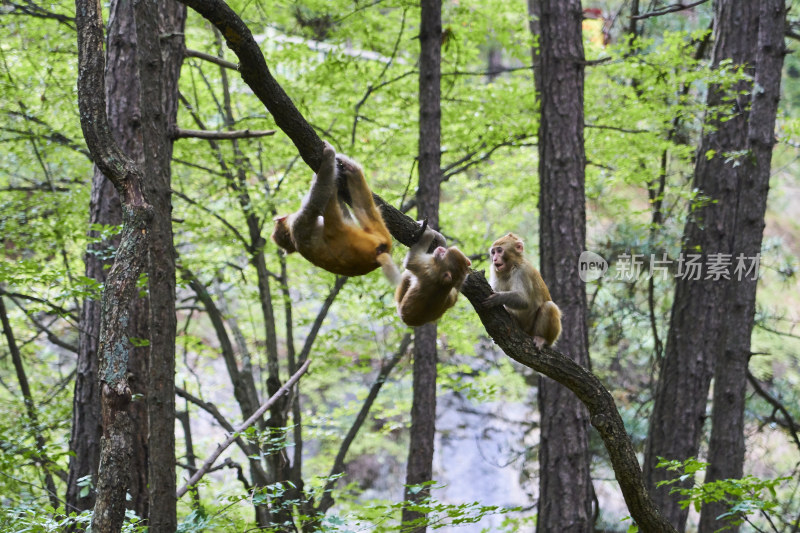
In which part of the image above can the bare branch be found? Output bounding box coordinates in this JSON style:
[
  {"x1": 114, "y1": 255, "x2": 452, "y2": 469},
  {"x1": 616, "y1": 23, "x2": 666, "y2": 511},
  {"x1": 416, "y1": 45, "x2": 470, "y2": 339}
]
[
  {"x1": 185, "y1": 48, "x2": 238, "y2": 70},
  {"x1": 176, "y1": 358, "x2": 311, "y2": 498},
  {"x1": 173, "y1": 128, "x2": 276, "y2": 140},
  {"x1": 631, "y1": 0, "x2": 709, "y2": 21},
  {"x1": 747, "y1": 371, "x2": 800, "y2": 453},
  {"x1": 5, "y1": 1, "x2": 75, "y2": 28}
]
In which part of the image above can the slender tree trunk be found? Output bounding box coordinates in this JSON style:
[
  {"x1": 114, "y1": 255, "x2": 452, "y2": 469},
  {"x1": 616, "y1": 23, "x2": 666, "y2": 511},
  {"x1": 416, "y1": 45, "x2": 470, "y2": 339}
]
[
  {"x1": 402, "y1": 1, "x2": 441, "y2": 530},
  {"x1": 644, "y1": 3, "x2": 760, "y2": 529},
  {"x1": 699, "y1": 3, "x2": 785, "y2": 532},
  {"x1": 532, "y1": 0, "x2": 594, "y2": 530},
  {"x1": 137, "y1": 2, "x2": 185, "y2": 531}
]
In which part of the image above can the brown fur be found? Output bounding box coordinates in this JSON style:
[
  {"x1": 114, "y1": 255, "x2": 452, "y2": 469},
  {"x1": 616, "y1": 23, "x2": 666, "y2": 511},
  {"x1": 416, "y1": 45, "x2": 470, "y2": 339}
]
[
  {"x1": 394, "y1": 228, "x2": 471, "y2": 327},
  {"x1": 271, "y1": 142, "x2": 395, "y2": 277},
  {"x1": 485, "y1": 233, "x2": 562, "y2": 348}
]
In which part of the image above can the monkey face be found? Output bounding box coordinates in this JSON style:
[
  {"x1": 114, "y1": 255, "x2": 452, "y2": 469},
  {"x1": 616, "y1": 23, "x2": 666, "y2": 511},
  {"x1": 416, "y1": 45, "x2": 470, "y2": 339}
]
[
  {"x1": 438, "y1": 247, "x2": 471, "y2": 286},
  {"x1": 490, "y1": 245, "x2": 508, "y2": 272},
  {"x1": 490, "y1": 233, "x2": 523, "y2": 273},
  {"x1": 271, "y1": 216, "x2": 296, "y2": 253}
]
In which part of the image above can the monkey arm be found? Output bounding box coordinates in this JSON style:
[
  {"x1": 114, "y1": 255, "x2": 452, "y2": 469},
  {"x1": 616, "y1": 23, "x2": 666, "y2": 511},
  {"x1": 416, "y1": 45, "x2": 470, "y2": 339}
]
[
  {"x1": 483, "y1": 290, "x2": 529, "y2": 309},
  {"x1": 295, "y1": 142, "x2": 337, "y2": 227},
  {"x1": 403, "y1": 228, "x2": 437, "y2": 271},
  {"x1": 378, "y1": 254, "x2": 402, "y2": 286}
]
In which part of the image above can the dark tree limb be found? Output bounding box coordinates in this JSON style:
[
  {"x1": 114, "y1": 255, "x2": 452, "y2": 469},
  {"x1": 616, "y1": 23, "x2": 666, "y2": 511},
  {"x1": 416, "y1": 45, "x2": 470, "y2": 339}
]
[
  {"x1": 175, "y1": 0, "x2": 425, "y2": 248},
  {"x1": 0, "y1": 295, "x2": 60, "y2": 508},
  {"x1": 461, "y1": 271, "x2": 677, "y2": 533},
  {"x1": 747, "y1": 372, "x2": 800, "y2": 453}
]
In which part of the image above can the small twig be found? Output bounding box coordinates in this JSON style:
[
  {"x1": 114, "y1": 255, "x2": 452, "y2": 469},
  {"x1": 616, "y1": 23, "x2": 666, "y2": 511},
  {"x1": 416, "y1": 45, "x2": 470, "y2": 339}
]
[
  {"x1": 173, "y1": 128, "x2": 275, "y2": 140},
  {"x1": 176, "y1": 358, "x2": 311, "y2": 498}
]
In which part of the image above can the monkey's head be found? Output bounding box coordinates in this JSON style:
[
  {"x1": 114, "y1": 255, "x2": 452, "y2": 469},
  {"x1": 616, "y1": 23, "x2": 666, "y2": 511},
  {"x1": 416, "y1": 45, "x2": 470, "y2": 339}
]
[
  {"x1": 434, "y1": 246, "x2": 472, "y2": 287},
  {"x1": 489, "y1": 233, "x2": 524, "y2": 275},
  {"x1": 271, "y1": 216, "x2": 297, "y2": 253}
]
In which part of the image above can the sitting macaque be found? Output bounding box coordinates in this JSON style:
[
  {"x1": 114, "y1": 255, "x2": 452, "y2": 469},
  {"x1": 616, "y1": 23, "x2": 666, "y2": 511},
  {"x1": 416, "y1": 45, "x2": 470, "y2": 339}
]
[
  {"x1": 484, "y1": 233, "x2": 562, "y2": 348},
  {"x1": 271, "y1": 142, "x2": 396, "y2": 278},
  {"x1": 392, "y1": 227, "x2": 472, "y2": 327}
]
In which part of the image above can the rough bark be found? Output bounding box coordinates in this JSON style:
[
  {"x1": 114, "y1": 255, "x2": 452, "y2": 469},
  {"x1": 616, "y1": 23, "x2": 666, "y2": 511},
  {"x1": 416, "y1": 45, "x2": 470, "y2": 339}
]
[
  {"x1": 67, "y1": 0, "x2": 132, "y2": 512},
  {"x1": 699, "y1": 2, "x2": 785, "y2": 532},
  {"x1": 402, "y1": 1, "x2": 442, "y2": 531},
  {"x1": 533, "y1": 0, "x2": 594, "y2": 530},
  {"x1": 75, "y1": 0, "x2": 154, "y2": 530},
  {"x1": 136, "y1": 1, "x2": 185, "y2": 530},
  {"x1": 68, "y1": 1, "x2": 184, "y2": 522},
  {"x1": 644, "y1": 3, "x2": 760, "y2": 529}
]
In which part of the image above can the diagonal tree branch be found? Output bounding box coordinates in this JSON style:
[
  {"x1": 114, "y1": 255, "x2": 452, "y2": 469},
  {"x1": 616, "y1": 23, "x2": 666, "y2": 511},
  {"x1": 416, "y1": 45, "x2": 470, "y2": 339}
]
[
  {"x1": 175, "y1": 0, "x2": 425, "y2": 247},
  {"x1": 185, "y1": 48, "x2": 238, "y2": 69},
  {"x1": 460, "y1": 271, "x2": 677, "y2": 532},
  {"x1": 176, "y1": 358, "x2": 311, "y2": 498},
  {"x1": 630, "y1": 0, "x2": 709, "y2": 21}
]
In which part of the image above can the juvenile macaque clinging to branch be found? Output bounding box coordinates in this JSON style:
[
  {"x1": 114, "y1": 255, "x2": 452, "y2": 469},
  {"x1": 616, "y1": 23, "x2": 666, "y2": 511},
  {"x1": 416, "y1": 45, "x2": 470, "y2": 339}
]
[
  {"x1": 271, "y1": 142, "x2": 397, "y2": 278},
  {"x1": 485, "y1": 233, "x2": 561, "y2": 348},
  {"x1": 390, "y1": 227, "x2": 472, "y2": 327}
]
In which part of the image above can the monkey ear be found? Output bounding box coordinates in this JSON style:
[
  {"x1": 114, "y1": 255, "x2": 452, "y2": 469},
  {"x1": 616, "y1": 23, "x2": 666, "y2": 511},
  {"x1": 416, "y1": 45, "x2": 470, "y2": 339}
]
[
  {"x1": 466, "y1": 258, "x2": 472, "y2": 267},
  {"x1": 515, "y1": 240, "x2": 524, "y2": 253},
  {"x1": 442, "y1": 271, "x2": 453, "y2": 283}
]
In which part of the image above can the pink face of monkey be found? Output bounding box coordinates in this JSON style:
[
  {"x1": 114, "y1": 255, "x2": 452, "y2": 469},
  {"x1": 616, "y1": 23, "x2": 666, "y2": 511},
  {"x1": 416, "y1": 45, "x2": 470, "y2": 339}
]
[{"x1": 489, "y1": 233, "x2": 524, "y2": 274}]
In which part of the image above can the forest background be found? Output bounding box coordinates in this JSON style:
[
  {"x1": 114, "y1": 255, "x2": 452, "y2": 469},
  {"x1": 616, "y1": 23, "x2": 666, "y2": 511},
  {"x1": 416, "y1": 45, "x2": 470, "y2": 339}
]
[{"x1": 1, "y1": 0, "x2": 799, "y2": 532}]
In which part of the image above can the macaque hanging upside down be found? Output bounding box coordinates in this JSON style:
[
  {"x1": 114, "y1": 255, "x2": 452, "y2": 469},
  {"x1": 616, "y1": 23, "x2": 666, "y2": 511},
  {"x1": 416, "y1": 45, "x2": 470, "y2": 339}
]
[
  {"x1": 271, "y1": 142, "x2": 397, "y2": 278},
  {"x1": 484, "y1": 233, "x2": 562, "y2": 348}
]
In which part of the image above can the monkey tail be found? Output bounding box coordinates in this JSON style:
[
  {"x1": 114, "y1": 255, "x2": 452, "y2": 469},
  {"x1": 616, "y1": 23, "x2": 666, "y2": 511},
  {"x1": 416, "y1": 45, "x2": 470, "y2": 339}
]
[{"x1": 377, "y1": 253, "x2": 402, "y2": 286}]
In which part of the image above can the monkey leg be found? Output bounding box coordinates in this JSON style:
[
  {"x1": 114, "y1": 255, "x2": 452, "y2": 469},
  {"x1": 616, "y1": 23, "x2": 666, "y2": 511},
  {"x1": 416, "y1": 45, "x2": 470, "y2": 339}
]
[
  {"x1": 341, "y1": 165, "x2": 384, "y2": 228},
  {"x1": 295, "y1": 143, "x2": 338, "y2": 228},
  {"x1": 532, "y1": 301, "x2": 562, "y2": 348}
]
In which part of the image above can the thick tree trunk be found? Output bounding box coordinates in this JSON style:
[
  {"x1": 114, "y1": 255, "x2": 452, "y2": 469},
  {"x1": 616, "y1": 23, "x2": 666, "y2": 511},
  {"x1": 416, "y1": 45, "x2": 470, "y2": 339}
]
[
  {"x1": 644, "y1": 3, "x2": 760, "y2": 529},
  {"x1": 68, "y1": 2, "x2": 184, "y2": 524},
  {"x1": 533, "y1": 1, "x2": 594, "y2": 530},
  {"x1": 137, "y1": 2, "x2": 185, "y2": 531},
  {"x1": 68, "y1": 0, "x2": 149, "y2": 515},
  {"x1": 402, "y1": 1, "x2": 441, "y2": 530},
  {"x1": 699, "y1": 3, "x2": 785, "y2": 532}
]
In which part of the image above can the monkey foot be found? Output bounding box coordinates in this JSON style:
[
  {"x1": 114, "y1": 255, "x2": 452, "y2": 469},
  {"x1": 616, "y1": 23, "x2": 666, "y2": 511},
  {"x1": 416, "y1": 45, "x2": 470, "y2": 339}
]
[{"x1": 533, "y1": 336, "x2": 546, "y2": 349}]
